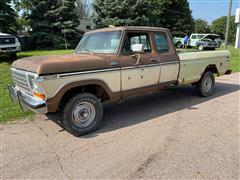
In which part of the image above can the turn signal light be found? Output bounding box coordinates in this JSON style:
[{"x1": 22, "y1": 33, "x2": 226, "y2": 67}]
[{"x1": 33, "y1": 92, "x2": 46, "y2": 100}]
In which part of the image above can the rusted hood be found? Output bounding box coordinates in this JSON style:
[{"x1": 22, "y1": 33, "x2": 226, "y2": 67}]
[{"x1": 12, "y1": 54, "x2": 108, "y2": 75}]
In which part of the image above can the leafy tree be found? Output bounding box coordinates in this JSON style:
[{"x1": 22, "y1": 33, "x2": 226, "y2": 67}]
[
  {"x1": 92, "y1": 0, "x2": 153, "y2": 28},
  {"x1": 16, "y1": 0, "x2": 80, "y2": 49},
  {"x1": 194, "y1": 18, "x2": 211, "y2": 33},
  {"x1": 211, "y1": 16, "x2": 236, "y2": 43},
  {"x1": 151, "y1": 0, "x2": 194, "y2": 34},
  {"x1": 0, "y1": 0, "x2": 17, "y2": 33},
  {"x1": 75, "y1": 0, "x2": 92, "y2": 20}
]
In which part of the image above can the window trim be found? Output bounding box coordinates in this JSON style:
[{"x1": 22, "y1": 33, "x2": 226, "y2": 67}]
[
  {"x1": 121, "y1": 31, "x2": 153, "y2": 55},
  {"x1": 152, "y1": 32, "x2": 170, "y2": 54}
]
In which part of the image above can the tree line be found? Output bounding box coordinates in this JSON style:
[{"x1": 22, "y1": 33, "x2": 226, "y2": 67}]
[{"x1": 0, "y1": 0, "x2": 237, "y2": 50}]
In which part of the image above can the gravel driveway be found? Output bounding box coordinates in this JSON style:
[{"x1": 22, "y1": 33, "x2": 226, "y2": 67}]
[{"x1": 1, "y1": 73, "x2": 239, "y2": 179}]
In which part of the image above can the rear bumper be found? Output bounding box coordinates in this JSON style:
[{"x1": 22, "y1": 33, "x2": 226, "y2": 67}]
[{"x1": 8, "y1": 85, "x2": 47, "y2": 114}]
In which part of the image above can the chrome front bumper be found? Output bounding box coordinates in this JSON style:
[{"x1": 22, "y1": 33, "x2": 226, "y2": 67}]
[{"x1": 8, "y1": 85, "x2": 47, "y2": 114}]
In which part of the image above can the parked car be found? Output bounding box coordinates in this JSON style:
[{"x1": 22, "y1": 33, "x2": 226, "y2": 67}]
[
  {"x1": 8, "y1": 26, "x2": 231, "y2": 136},
  {"x1": 0, "y1": 32, "x2": 21, "y2": 57},
  {"x1": 173, "y1": 35, "x2": 185, "y2": 48},
  {"x1": 188, "y1": 33, "x2": 220, "y2": 50}
]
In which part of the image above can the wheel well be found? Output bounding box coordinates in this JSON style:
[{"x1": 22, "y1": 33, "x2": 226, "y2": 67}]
[
  {"x1": 205, "y1": 64, "x2": 219, "y2": 74},
  {"x1": 59, "y1": 85, "x2": 110, "y2": 110}
]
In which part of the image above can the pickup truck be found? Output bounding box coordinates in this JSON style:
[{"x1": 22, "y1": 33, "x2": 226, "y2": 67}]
[
  {"x1": 0, "y1": 32, "x2": 21, "y2": 57},
  {"x1": 8, "y1": 26, "x2": 231, "y2": 136},
  {"x1": 173, "y1": 35, "x2": 185, "y2": 48},
  {"x1": 188, "y1": 33, "x2": 221, "y2": 50}
]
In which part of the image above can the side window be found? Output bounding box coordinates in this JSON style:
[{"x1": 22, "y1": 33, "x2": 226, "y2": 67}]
[
  {"x1": 123, "y1": 32, "x2": 151, "y2": 54},
  {"x1": 154, "y1": 33, "x2": 169, "y2": 53},
  {"x1": 191, "y1": 35, "x2": 197, "y2": 39}
]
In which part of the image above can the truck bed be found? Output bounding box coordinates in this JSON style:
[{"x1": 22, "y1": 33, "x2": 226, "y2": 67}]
[{"x1": 178, "y1": 50, "x2": 231, "y2": 85}]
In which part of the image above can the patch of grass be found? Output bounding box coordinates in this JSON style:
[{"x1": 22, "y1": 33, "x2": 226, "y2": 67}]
[
  {"x1": 224, "y1": 46, "x2": 240, "y2": 73},
  {"x1": 0, "y1": 49, "x2": 73, "y2": 123}
]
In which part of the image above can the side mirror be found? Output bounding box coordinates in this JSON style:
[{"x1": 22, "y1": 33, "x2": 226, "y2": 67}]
[{"x1": 131, "y1": 44, "x2": 144, "y2": 53}]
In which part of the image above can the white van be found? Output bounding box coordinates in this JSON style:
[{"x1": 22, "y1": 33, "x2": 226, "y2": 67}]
[{"x1": 0, "y1": 32, "x2": 21, "y2": 57}]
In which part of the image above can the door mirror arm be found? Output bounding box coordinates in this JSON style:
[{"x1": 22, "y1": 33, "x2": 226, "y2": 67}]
[{"x1": 132, "y1": 54, "x2": 141, "y2": 65}]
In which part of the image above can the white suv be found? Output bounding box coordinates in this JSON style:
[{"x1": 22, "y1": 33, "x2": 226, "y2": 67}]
[{"x1": 0, "y1": 32, "x2": 21, "y2": 57}]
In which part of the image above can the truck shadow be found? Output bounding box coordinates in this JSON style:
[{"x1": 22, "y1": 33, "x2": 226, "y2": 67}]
[{"x1": 47, "y1": 82, "x2": 239, "y2": 138}]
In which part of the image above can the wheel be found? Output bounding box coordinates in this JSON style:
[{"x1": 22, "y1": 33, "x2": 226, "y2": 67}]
[
  {"x1": 9, "y1": 52, "x2": 17, "y2": 59},
  {"x1": 198, "y1": 44, "x2": 204, "y2": 51},
  {"x1": 196, "y1": 71, "x2": 215, "y2": 97},
  {"x1": 176, "y1": 42, "x2": 183, "y2": 48},
  {"x1": 61, "y1": 93, "x2": 103, "y2": 136}
]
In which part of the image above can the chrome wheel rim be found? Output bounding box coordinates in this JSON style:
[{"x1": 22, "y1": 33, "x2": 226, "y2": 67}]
[
  {"x1": 203, "y1": 76, "x2": 212, "y2": 92},
  {"x1": 72, "y1": 101, "x2": 96, "y2": 128}
]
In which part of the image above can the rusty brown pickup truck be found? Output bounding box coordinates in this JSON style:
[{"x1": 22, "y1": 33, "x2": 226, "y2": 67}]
[{"x1": 8, "y1": 26, "x2": 231, "y2": 136}]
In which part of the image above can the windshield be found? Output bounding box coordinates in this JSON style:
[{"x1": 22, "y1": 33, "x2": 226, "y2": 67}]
[{"x1": 75, "y1": 31, "x2": 121, "y2": 54}]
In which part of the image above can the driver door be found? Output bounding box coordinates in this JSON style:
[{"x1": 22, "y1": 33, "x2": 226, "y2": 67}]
[{"x1": 119, "y1": 31, "x2": 160, "y2": 98}]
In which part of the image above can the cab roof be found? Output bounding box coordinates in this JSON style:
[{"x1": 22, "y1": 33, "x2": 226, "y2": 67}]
[{"x1": 85, "y1": 26, "x2": 170, "y2": 34}]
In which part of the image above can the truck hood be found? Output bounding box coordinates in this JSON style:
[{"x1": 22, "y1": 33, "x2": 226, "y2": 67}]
[
  {"x1": 200, "y1": 34, "x2": 220, "y2": 41},
  {"x1": 12, "y1": 54, "x2": 109, "y2": 75}
]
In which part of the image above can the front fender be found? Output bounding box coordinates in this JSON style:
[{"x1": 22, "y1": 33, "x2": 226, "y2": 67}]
[{"x1": 46, "y1": 79, "x2": 120, "y2": 112}]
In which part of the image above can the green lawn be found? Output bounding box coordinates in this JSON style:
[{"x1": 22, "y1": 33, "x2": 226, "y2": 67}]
[{"x1": 0, "y1": 47, "x2": 239, "y2": 122}]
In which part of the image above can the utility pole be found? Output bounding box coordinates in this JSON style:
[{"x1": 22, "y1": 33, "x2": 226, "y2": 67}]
[{"x1": 224, "y1": 0, "x2": 233, "y2": 50}]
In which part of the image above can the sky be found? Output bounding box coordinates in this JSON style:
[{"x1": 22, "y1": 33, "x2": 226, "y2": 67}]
[{"x1": 189, "y1": 0, "x2": 240, "y2": 23}]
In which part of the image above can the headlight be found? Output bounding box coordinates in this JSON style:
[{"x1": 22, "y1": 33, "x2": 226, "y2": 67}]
[
  {"x1": 28, "y1": 75, "x2": 39, "y2": 90},
  {"x1": 27, "y1": 74, "x2": 46, "y2": 100}
]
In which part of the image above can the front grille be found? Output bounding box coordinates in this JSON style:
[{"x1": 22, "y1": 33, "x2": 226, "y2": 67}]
[
  {"x1": 1, "y1": 47, "x2": 16, "y2": 50},
  {"x1": 0, "y1": 38, "x2": 15, "y2": 45},
  {"x1": 11, "y1": 69, "x2": 30, "y2": 93}
]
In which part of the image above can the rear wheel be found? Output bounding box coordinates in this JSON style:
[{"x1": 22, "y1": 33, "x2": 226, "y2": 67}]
[
  {"x1": 176, "y1": 42, "x2": 183, "y2": 48},
  {"x1": 61, "y1": 93, "x2": 103, "y2": 136},
  {"x1": 196, "y1": 71, "x2": 215, "y2": 97},
  {"x1": 198, "y1": 44, "x2": 204, "y2": 51}
]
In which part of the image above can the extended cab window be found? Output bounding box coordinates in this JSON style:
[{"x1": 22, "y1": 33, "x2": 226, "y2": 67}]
[
  {"x1": 153, "y1": 33, "x2": 169, "y2": 53},
  {"x1": 191, "y1": 35, "x2": 197, "y2": 39},
  {"x1": 123, "y1": 32, "x2": 151, "y2": 54}
]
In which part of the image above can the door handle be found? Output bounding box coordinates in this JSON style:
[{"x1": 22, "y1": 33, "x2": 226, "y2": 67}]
[
  {"x1": 110, "y1": 61, "x2": 119, "y2": 67},
  {"x1": 150, "y1": 58, "x2": 159, "y2": 63}
]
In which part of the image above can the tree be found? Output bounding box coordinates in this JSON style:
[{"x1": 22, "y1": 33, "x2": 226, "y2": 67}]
[
  {"x1": 151, "y1": 0, "x2": 194, "y2": 35},
  {"x1": 92, "y1": 0, "x2": 153, "y2": 28},
  {"x1": 194, "y1": 18, "x2": 211, "y2": 33},
  {"x1": 0, "y1": 0, "x2": 17, "y2": 33},
  {"x1": 211, "y1": 16, "x2": 236, "y2": 43},
  {"x1": 16, "y1": 0, "x2": 80, "y2": 49},
  {"x1": 75, "y1": 0, "x2": 92, "y2": 20}
]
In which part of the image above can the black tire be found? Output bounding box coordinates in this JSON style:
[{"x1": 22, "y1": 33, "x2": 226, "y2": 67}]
[
  {"x1": 198, "y1": 44, "x2": 204, "y2": 51},
  {"x1": 196, "y1": 71, "x2": 215, "y2": 97},
  {"x1": 10, "y1": 52, "x2": 17, "y2": 59},
  {"x1": 61, "y1": 93, "x2": 103, "y2": 136},
  {"x1": 176, "y1": 42, "x2": 183, "y2": 48}
]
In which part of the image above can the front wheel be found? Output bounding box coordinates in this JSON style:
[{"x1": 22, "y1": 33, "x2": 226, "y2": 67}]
[
  {"x1": 196, "y1": 71, "x2": 215, "y2": 97},
  {"x1": 61, "y1": 93, "x2": 103, "y2": 136}
]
